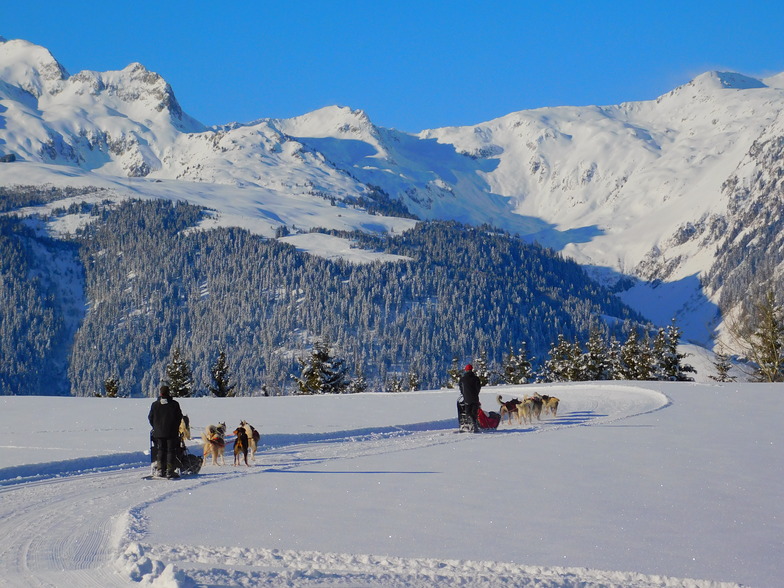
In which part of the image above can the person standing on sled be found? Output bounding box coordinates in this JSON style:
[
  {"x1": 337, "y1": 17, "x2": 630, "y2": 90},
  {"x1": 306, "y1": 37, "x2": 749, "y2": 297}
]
[
  {"x1": 148, "y1": 384, "x2": 183, "y2": 478},
  {"x1": 460, "y1": 364, "x2": 482, "y2": 432}
]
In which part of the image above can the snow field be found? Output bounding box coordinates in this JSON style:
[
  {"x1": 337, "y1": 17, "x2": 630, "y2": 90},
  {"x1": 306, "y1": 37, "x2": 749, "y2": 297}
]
[{"x1": 0, "y1": 383, "x2": 781, "y2": 587}]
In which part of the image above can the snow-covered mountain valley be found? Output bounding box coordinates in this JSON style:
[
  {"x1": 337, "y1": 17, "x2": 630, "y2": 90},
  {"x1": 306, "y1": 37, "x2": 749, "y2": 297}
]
[{"x1": 2, "y1": 36, "x2": 784, "y2": 349}]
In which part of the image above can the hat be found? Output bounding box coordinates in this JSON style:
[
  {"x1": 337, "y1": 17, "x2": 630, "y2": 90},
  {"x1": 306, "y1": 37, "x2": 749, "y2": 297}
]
[{"x1": 465, "y1": 364, "x2": 473, "y2": 371}]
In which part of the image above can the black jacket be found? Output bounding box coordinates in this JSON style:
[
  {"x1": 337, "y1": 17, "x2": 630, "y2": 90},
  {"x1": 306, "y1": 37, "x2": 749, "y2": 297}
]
[
  {"x1": 459, "y1": 370, "x2": 481, "y2": 405},
  {"x1": 148, "y1": 396, "x2": 183, "y2": 439}
]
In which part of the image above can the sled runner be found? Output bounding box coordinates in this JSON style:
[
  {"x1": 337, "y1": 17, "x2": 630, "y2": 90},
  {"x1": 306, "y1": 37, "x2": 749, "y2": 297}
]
[
  {"x1": 457, "y1": 396, "x2": 475, "y2": 432},
  {"x1": 457, "y1": 396, "x2": 501, "y2": 432},
  {"x1": 148, "y1": 431, "x2": 203, "y2": 479}
]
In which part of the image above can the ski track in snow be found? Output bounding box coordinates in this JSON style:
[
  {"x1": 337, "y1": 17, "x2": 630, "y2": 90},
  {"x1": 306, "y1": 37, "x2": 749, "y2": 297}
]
[{"x1": 0, "y1": 386, "x2": 740, "y2": 587}]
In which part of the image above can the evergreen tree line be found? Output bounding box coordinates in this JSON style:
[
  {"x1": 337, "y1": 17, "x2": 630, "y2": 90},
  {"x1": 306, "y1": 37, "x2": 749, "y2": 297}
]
[
  {"x1": 2, "y1": 195, "x2": 646, "y2": 396},
  {"x1": 436, "y1": 319, "x2": 696, "y2": 389},
  {"x1": 0, "y1": 185, "x2": 109, "y2": 213},
  {"x1": 534, "y1": 320, "x2": 696, "y2": 383},
  {"x1": 4, "y1": 190, "x2": 784, "y2": 396}
]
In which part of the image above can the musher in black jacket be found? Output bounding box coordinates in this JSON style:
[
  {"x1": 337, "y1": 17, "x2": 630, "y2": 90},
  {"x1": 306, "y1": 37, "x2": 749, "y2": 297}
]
[
  {"x1": 148, "y1": 384, "x2": 183, "y2": 478},
  {"x1": 459, "y1": 364, "x2": 482, "y2": 432}
]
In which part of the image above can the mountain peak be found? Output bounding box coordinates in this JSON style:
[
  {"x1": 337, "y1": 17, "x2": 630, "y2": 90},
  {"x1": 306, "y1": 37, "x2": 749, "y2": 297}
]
[
  {"x1": 0, "y1": 37, "x2": 69, "y2": 98},
  {"x1": 689, "y1": 71, "x2": 767, "y2": 91},
  {"x1": 277, "y1": 105, "x2": 377, "y2": 139}
]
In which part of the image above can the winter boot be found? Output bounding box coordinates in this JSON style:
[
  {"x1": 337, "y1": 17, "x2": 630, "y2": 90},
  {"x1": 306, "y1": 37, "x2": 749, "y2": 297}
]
[{"x1": 166, "y1": 467, "x2": 180, "y2": 479}]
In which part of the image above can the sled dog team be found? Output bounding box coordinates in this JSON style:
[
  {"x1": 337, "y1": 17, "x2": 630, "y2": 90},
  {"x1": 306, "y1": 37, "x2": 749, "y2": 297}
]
[
  {"x1": 496, "y1": 393, "x2": 560, "y2": 425},
  {"x1": 180, "y1": 395, "x2": 549, "y2": 468},
  {"x1": 197, "y1": 419, "x2": 261, "y2": 467}
]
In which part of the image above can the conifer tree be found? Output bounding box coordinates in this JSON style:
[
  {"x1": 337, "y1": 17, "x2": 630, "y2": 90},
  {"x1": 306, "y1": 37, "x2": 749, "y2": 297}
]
[
  {"x1": 292, "y1": 338, "x2": 351, "y2": 394},
  {"x1": 502, "y1": 343, "x2": 533, "y2": 384},
  {"x1": 539, "y1": 335, "x2": 579, "y2": 382},
  {"x1": 446, "y1": 357, "x2": 462, "y2": 388},
  {"x1": 347, "y1": 369, "x2": 368, "y2": 393},
  {"x1": 606, "y1": 336, "x2": 623, "y2": 380},
  {"x1": 166, "y1": 347, "x2": 194, "y2": 397},
  {"x1": 473, "y1": 350, "x2": 491, "y2": 386},
  {"x1": 725, "y1": 290, "x2": 784, "y2": 382},
  {"x1": 407, "y1": 371, "x2": 421, "y2": 391},
  {"x1": 582, "y1": 326, "x2": 610, "y2": 381},
  {"x1": 749, "y1": 291, "x2": 784, "y2": 382},
  {"x1": 103, "y1": 376, "x2": 119, "y2": 398},
  {"x1": 293, "y1": 341, "x2": 329, "y2": 395},
  {"x1": 386, "y1": 375, "x2": 404, "y2": 393},
  {"x1": 620, "y1": 329, "x2": 645, "y2": 380},
  {"x1": 637, "y1": 332, "x2": 656, "y2": 380},
  {"x1": 656, "y1": 319, "x2": 696, "y2": 381},
  {"x1": 209, "y1": 350, "x2": 236, "y2": 397},
  {"x1": 709, "y1": 347, "x2": 736, "y2": 382}
]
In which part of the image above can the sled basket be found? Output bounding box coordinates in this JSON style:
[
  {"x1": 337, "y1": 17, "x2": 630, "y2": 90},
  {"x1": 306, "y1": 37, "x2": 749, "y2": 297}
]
[
  {"x1": 150, "y1": 431, "x2": 203, "y2": 476},
  {"x1": 477, "y1": 407, "x2": 501, "y2": 430},
  {"x1": 457, "y1": 396, "x2": 500, "y2": 431}
]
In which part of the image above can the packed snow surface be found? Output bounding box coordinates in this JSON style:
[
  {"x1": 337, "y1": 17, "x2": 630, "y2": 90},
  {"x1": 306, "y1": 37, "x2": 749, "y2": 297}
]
[{"x1": 1, "y1": 381, "x2": 781, "y2": 587}]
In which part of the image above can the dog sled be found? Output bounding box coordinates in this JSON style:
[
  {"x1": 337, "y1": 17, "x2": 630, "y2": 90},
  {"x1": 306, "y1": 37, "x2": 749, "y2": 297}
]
[
  {"x1": 457, "y1": 396, "x2": 501, "y2": 432},
  {"x1": 147, "y1": 432, "x2": 203, "y2": 479}
]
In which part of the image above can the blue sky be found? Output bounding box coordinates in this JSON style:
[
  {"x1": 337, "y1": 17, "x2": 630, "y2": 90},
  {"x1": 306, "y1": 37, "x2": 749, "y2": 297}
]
[{"x1": 4, "y1": 1, "x2": 784, "y2": 132}]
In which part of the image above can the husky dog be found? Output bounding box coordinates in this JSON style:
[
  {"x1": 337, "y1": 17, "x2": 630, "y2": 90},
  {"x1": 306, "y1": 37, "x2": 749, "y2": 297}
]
[
  {"x1": 541, "y1": 394, "x2": 560, "y2": 417},
  {"x1": 516, "y1": 398, "x2": 535, "y2": 424},
  {"x1": 239, "y1": 420, "x2": 260, "y2": 461},
  {"x1": 179, "y1": 415, "x2": 191, "y2": 441},
  {"x1": 201, "y1": 422, "x2": 226, "y2": 466},
  {"x1": 496, "y1": 395, "x2": 522, "y2": 425},
  {"x1": 526, "y1": 394, "x2": 543, "y2": 421},
  {"x1": 233, "y1": 426, "x2": 249, "y2": 466}
]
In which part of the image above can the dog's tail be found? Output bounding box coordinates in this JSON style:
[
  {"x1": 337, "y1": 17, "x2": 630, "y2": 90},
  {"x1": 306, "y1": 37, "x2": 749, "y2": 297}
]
[{"x1": 497, "y1": 394, "x2": 504, "y2": 406}]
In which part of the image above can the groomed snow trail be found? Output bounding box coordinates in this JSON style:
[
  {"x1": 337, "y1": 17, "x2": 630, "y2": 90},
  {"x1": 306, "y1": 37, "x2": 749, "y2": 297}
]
[
  {"x1": 0, "y1": 470, "x2": 174, "y2": 586},
  {"x1": 0, "y1": 386, "x2": 741, "y2": 587}
]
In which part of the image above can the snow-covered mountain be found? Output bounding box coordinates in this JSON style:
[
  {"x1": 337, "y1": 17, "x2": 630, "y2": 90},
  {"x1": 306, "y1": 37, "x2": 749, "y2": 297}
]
[{"x1": 2, "y1": 37, "x2": 783, "y2": 346}]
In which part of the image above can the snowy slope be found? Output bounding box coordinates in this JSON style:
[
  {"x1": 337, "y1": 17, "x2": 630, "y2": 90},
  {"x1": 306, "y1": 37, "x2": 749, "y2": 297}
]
[
  {"x1": 0, "y1": 382, "x2": 780, "y2": 587},
  {"x1": 2, "y1": 37, "x2": 784, "y2": 344}
]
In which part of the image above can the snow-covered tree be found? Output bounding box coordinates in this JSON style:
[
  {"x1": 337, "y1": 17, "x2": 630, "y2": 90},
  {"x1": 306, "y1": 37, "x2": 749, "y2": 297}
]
[
  {"x1": 581, "y1": 326, "x2": 611, "y2": 381},
  {"x1": 606, "y1": 336, "x2": 624, "y2": 380},
  {"x1": 406, "y1": 371, "x2": 421, "y2": 391},
  {"x1": 209, "y1": 350, "x2": 236, "y2": 397},
  {"x1": 165, "y1": 347, "x2": 194, "y2": 397},
  {"x1": 446, "y1": 357, "x2": 462, "y2": 388},
  {"x1": 292, "y1": 338, "x2": 351, "y2": 394},
  {"x1": 473, "y1": 350, "x2": 491, "y2": 386},
  {"x1": 103, "y1": 376, "x2": 119, "y2": 398},
  {"x1": 386, "y1": 375, "x2": 404, "y2": 393},
  {"x1": 619, "y1": 329, "x2": 654, "y2": 380},
  {"x1": 347, "y1": 369, "x2": 368, "y2": 394},
  {"x1": 502, "y1": 343, "x2": 534, "y2": 385},
  {"x1": 749, "y1": 291, "x2": 784, "y2": 382},
  {"x1": 709, "y1": 347, "x2": 736, "y2": 382},
  {"x1": 653, "y1": 319, "x2": 696, "y2": 381},
  {"x1": 539, "y1": 335, "x2": 580, "y2": 382}
]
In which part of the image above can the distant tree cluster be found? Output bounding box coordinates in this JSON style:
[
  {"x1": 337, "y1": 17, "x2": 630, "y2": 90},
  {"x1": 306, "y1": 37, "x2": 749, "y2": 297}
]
[
  {"x1": 452, "y1": 320, "x2": 696, "y2": 386},
  {"x1": 535, "y1": 320, "x2": 696, "y2": 383},
  {"x1": 0, "y1": 185, "x2": 108, "y2": 213},
  {"x1": 344, "y1": 185, "x2": 418, "y2": 219}
]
